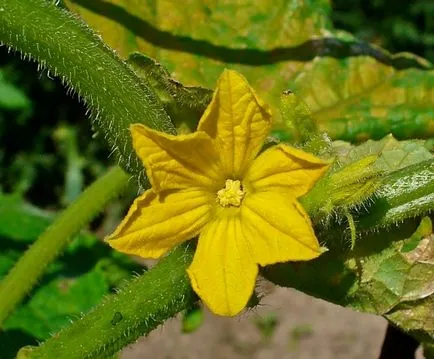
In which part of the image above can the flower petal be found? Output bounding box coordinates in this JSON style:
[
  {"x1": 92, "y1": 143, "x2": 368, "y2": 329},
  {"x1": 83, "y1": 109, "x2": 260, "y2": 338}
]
[
  {"x1": 245, "y1": 144, "x2": 329, "y2": 197},
  {"x1": 197, "y1": 70, "x2": 272, "y2": 177},
  {"x1": 187, "y1": 216, "x2": 258, "y2": 316},
  {"x1": 241, "y1": 191, "x2": 321, "y2": 266},
  {"x1": 131, "y1": 124, "x2": 222, "y2": 192},
  {"x1": 107, "y1": 189, "x2": 212, "y2": 259}
]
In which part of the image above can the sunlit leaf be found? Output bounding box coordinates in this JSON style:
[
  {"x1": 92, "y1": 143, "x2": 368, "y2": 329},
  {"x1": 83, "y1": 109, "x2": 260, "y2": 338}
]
[
  {"x1": 64, "y1": 0, "x2": 434, "y2": 140},
  {"x1": 332, "y1": 135, "x2": 433, "y2": 172},
  {"x1": 62, "y1": 0, "x2": 330, "y2": 121},
  {"x1": 289, "y1": 57, "x2": 434, "y2": 141}
]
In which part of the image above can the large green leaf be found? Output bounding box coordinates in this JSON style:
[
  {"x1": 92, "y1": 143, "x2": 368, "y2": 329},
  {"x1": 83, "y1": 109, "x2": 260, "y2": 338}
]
[
  {"x1": 63, "y1": 0, "x2": 330, "y2": 112},
  {"x1": 64, "y1": 0, "x2": 434, "y2": 140},
  {"x1": 356, "y1": 226, "x2": 434, "y2": 343},
  {"x1": 2, "y1": 242, "x2": 140, "y2": 340}
]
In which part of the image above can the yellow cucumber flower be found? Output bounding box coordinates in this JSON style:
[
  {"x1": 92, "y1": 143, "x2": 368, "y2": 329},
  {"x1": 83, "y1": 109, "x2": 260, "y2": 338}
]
[{"x1": 107, "y1": 70, "x2": 329, "y2": 316}]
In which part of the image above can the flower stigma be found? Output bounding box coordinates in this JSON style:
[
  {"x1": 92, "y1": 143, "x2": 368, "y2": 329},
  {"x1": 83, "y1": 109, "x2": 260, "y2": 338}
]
[{"x1": 216, "y1": 179, "x2": 245, "y2": 207}]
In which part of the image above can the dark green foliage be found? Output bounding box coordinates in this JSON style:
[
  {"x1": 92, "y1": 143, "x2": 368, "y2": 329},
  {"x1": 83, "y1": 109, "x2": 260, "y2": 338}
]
[
  {"x1": 332, "y1": 0, "x2": 434, "y2": 62},
  {"x1": 0, "y1": 48, "x2": 110, "y2": 207}
]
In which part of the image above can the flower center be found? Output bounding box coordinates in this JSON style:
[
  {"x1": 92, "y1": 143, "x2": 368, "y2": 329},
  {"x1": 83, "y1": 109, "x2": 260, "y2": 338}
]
[{"x1": 216, "y1": 179, "x2": 245, "y2": 207}]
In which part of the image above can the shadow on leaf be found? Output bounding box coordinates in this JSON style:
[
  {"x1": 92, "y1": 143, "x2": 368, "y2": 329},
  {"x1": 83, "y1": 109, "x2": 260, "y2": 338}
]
[{"x1": 68, "y1": 0, "x2": 430, "y2": 70}]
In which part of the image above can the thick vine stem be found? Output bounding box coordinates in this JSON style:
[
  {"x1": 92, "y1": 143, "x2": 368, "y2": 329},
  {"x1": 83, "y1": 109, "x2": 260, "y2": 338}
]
[
  {"x1": 0, "y1": 166, "x2": 130, "y2": 326},
  {"x1": 23, "y1": 244, "x2": 196, "y2": 359},
  {"x1": 0, "y1": 0, "x2": 175, "y2": 186}
]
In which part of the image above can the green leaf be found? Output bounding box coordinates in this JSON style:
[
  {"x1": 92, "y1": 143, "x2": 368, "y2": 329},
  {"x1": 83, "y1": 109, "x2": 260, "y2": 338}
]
[
  {"x1": 1, "y1": 233, "x2": 143, "y2": 356},
  {"x1": 0, "y1": 193, "x2": 53, "y2": 243},
  {"x1": 0, "y1": 196, "x2": 143, "y2": 356},
  {"x1": 356, "y1": 227, "x2": 434, "y2": 344},
  {"x1": 2, "y1": 231, "x2": 143, "y2": 338},
  {"x1": 4, "y1": 265, "x2": 109, "y2": 340},
  {"x1": 289, "y1": 57, "x2": 434, "y2": 141},
  {"x1": 64, "y1": 0, "x2": 333, "y2": 65},
  {"x1": 0, "y1": 71, "x2": 30, "y2": 110},
  {"x1": 332, "y1": 135, "x2": 433, "y2": 172},
  {"x1": 64, "y1": 0, "x2": 434, "y2": 140},
  {"x1": 63, "y1": 0, "x2": 332, "y2": 114}
]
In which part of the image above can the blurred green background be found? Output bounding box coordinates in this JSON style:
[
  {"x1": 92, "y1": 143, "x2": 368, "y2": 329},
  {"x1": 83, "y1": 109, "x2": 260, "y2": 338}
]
[{"x1": 332, "y1": 0, "x2": 434, "y2": 61}]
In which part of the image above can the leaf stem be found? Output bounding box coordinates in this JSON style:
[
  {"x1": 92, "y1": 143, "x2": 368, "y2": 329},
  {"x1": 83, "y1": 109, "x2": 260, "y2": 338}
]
[{"x1": 0, "y1": 166, "x2": 130, "y2": 326}]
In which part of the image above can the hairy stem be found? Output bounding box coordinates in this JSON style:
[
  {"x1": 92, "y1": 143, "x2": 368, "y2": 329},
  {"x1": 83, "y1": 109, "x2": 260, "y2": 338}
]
[
  {"x1": 0, "y1": 167, "x2": 130, "y2": 326},
  {"x1": 0, "y1": 0, "x2": 175, "y2": 186},
  {"x1": 357, "y1": 159, "x2": 434, "y2": 230},
  {"x1": 302, "y1": 159, "x2": 434, "y2": 233},
  {"x1": 22, "y1": 244, "x2": 196, "y2": 359}
]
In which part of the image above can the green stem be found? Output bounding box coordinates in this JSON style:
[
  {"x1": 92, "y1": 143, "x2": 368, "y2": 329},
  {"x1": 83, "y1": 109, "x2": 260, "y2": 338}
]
[
  {"x1": 0, "y1": 166, "x2": 130, "y2": 326},
  {"x1": 357, "y1": 159, "x2": 434, "y2": 230},
  {"x1": 312, "y1": 159, "x2": 434, "y2": 249},
  {"x1": 0, "y1": 0, "x2": 175, "y2": 186},
  {"x1": 22, "y1": 244, "x2": 196, "y2": 359}
]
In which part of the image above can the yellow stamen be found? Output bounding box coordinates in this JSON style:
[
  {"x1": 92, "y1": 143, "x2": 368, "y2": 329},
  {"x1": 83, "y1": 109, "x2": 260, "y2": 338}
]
[{"x1": 216, "y1": 179, "x2": 245, "y2": 207}]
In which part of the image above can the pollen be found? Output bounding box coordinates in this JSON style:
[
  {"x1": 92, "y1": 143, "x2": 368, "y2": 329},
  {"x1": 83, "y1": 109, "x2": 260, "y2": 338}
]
[{"x1": 216, "y1": 179, "x2": 245, "y2": 207}]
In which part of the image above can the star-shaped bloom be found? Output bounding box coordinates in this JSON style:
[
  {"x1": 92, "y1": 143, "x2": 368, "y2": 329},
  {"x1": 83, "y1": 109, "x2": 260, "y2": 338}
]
[{"x1": 107, "y1": 70, "x2": 329, "y2": 316}]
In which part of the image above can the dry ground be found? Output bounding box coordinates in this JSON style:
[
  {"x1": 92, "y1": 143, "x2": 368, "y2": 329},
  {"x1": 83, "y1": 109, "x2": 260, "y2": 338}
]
[{"x1": 122, "y1": 283, "x2": 425, "y2": 359}]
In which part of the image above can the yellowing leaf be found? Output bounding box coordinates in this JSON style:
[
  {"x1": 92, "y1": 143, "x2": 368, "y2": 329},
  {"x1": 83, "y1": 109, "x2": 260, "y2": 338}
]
[
  {"x1": 64, "y1": 0, "x2": 331, "y2": 122},
  {"x1": 65, "y1": 0, "x2": 434, "y2": 140},
  {"x1": 290, "y1": 57, "x2": 434, "y2": 141}
]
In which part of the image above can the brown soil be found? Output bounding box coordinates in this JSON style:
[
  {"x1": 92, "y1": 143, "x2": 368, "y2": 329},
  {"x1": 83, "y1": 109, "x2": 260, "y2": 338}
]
[{"x1": 121, "y1": 283, "x2": 424, "y2": 359}]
